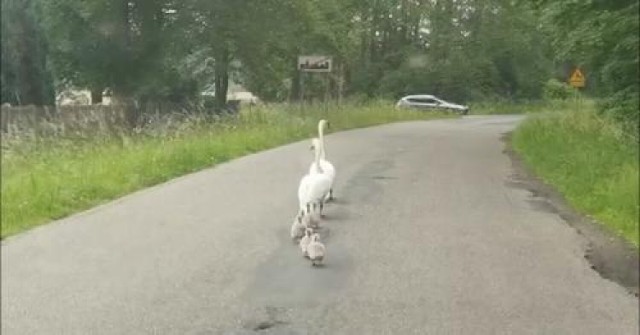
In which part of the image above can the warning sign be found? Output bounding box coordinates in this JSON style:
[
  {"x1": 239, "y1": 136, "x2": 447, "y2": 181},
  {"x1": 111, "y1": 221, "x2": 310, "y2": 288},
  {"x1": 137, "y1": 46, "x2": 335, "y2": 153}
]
[{"x1": 568, "y1": 68, "x2": 585, "y2": 88}]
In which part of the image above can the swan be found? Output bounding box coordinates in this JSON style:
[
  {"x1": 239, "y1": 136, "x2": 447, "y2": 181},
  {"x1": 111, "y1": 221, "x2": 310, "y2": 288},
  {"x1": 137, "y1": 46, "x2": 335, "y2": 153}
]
[
  {"x1": 299, "y1": 228, "x2": 314, "y2": 258},
  {"x1": 303, "y1": 202, "x2": 321, "y2": 229},
  {"x1": 307, "y1": 233, "x2": 326, "y2": 266},
  {"x1": 309, "y1": 138, "x2": 335, "y2": 195},
  {"x1": 309, "y1": 120, "x2": 336, "y2": 201},
  {"x1": 290, "y1": 211, "x2": 306, "y2": 240},
  {"x1": 297, "y1": 137, "x2": 332, "y2": 215}
]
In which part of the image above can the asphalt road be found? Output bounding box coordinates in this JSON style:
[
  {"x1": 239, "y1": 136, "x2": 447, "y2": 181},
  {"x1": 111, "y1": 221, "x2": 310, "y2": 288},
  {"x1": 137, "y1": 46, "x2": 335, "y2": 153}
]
[{"x1": 2, "y1": 116, "x2": 638, "y2": 335}]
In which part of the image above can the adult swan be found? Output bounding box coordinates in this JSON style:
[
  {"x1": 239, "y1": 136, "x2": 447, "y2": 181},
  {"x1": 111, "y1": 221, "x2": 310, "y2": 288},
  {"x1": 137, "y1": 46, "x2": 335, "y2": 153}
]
[
  {"x1": 308, "y1": 119, "x2": 336, "y2": 201},
  {"x1": 298, "y1": 136, "x2": 332, "y2": 217}
]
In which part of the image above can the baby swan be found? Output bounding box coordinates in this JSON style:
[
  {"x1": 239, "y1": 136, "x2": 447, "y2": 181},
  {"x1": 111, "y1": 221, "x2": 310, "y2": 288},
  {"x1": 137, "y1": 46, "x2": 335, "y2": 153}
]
[
  {"x1": 307, "y1": 233, "x2": 326, "y2": 267},
  {"x1": 290, "y1": 211, "x2": 306, "y2": 241},
  {"x1": 299, "y1": 228, "x2": 314, "y2": 258}
]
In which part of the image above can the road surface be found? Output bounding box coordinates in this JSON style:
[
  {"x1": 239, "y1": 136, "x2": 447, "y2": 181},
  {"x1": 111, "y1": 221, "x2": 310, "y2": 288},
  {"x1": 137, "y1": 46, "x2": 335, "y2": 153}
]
[{"x1": 2, "y1": 116, "x2": 638, "y2": 334}]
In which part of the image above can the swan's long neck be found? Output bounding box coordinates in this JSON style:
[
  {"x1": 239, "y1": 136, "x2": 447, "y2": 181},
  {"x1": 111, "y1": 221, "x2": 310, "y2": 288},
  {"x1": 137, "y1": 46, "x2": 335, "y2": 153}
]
[
  {"x1": 318, "y1": 122, "x2": 327, "y2": 160},
  {"x1": 313, "y1": 141, "x2": 324, "y2": 173}
]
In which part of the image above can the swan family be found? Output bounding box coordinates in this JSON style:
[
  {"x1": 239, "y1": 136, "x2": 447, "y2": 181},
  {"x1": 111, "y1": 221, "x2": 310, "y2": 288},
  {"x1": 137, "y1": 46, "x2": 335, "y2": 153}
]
[{"x1": 292, "y1": 119, "x2": 335, "y2": 267}]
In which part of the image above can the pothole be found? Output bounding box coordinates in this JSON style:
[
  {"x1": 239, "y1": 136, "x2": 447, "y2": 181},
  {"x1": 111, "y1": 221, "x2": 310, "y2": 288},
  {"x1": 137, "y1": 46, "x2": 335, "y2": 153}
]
[
  {"x1": 253, "y1": 321, "x2": 277, "y2": 331},
  {"x1": 236, "y1": 305, "x2": 292, "y2": 333},
  {"x1": 371, "y1": 175, "x2": 396, "y2": 180}
]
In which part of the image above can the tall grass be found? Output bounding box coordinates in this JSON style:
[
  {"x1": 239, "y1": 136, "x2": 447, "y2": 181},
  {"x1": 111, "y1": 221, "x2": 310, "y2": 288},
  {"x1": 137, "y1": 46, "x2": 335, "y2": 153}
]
[
  {"x1": 470, "y1": 99, "x2": 590, "y2": 115},
  {"x1": 512, "y1": 105, "x2": 639, "y2": 247},
  {"x1": 1, "y1": 101, "x2": 452, "y2": 238}
]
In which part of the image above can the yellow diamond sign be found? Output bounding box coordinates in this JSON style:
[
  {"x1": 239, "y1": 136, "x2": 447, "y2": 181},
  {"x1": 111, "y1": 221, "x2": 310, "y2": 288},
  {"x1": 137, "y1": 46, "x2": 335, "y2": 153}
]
[{"x1": 568, "y1": 68, "x2": 585, "y2": 88}]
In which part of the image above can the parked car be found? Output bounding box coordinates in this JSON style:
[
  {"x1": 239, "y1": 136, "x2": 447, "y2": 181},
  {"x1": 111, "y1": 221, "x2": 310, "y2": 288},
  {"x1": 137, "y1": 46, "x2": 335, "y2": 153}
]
[{"x1": 396, "y1": 95, "x2": 469, "y2": 115}]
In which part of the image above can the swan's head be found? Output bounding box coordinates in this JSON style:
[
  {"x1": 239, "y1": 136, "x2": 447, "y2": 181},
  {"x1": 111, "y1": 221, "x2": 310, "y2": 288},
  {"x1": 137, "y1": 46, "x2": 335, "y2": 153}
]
[
  {"x1": 319, "y1": 119, "x2": 330, "y2": 130},
  {"x1": 311, "y1": 233, "x2": 321, "y2": 242},
  {"x1": 305, "y1": 228, "x2": 313, "y2": 237}
]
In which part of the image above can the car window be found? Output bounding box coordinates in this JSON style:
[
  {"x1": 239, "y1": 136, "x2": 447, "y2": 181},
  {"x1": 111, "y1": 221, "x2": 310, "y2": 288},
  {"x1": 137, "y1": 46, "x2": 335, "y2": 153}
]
[{"x1": 407, "y1": 98, "x2": 436, "y2": 104}]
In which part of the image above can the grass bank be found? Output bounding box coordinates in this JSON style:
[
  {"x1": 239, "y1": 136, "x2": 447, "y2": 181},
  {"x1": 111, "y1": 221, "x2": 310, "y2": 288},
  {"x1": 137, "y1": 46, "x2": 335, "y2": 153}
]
[
  {"x1": 512, "y1": 105, "x2": 639, "y2": 247},
  {"x1": 1, "y1": 101, "x2": 452, "y2": 238},
  {"x1": 470, "y1": 99, "x2": 587, "y2": 115}
]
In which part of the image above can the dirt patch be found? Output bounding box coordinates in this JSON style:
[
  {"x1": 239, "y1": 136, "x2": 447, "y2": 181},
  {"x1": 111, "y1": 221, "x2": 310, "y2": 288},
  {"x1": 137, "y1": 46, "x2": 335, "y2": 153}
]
[{"x1": 501, "y1": 132, "x2": 639, "y2": 297}]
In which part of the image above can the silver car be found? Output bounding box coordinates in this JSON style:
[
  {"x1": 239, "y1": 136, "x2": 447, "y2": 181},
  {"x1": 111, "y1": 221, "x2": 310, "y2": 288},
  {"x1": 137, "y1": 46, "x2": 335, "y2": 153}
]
[{"x1": 396, "y1": 95, "x2": 469, "y2": 115}]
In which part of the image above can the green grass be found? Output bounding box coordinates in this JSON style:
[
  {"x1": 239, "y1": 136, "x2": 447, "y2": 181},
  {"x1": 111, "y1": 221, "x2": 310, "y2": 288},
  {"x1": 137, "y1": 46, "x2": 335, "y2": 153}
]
[
  {"x1": 470, "y1": 99, "x2": 589, "y2": 115},
  {"x1": 512, "y1": 105, "x2": 639, "y2": 247},
  {"x1": 1, "y1": 101, "x2": 453, "y2": 238}
]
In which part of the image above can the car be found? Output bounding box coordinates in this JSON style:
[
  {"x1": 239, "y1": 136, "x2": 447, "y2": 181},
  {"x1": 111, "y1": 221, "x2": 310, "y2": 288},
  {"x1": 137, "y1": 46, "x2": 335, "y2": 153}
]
[{"x1": 396, "y1": 95, "x2": 469, "y2": 115}]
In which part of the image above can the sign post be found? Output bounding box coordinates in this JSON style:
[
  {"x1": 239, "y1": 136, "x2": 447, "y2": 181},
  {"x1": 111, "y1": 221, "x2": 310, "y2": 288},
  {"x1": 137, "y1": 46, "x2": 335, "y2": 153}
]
[
  {"x1": 568, "y1": 67, "x2": 586, "y2": 112},
  {"x1": 298, "y1": 56, "x2": 332, "y2": 107}
]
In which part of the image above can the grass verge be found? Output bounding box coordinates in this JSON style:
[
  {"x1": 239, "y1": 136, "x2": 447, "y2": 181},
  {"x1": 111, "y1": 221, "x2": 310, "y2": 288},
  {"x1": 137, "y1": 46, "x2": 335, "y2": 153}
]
[
  {"x1": 1, "y1": 101, "x2": 452, "y2": 238},
  {"x1": 512, "y1": 105, "x2": 639, "y2": 247},
  {"x1": 470, "y1": 99, "x2": 589, "y2": 115}
]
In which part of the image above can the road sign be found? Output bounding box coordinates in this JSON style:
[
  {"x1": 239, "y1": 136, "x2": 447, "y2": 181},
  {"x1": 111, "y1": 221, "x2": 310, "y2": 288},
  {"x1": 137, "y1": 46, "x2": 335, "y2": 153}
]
[
  {"x1": 298, "y1": 56, "x2": 332, "y2": 72},
  {"x1": 568, "y1": 68, "x2": 585, "y2": 88}
]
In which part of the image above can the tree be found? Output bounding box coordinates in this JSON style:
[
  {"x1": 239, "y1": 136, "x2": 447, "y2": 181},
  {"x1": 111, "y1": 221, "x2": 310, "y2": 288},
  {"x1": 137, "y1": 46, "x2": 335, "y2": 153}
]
[
  {"x1": 40, "y1": 0, "x2": 198, "y2": 103},
  {"x1": 1, "y1": 0, "x2": 55, "y2": 105},
  {"x1": 534, "y1": 0, "x2": 639, "y2": 128}
]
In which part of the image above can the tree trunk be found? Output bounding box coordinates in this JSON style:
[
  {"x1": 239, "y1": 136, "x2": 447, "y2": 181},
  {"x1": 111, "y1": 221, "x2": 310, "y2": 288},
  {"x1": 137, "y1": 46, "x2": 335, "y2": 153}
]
[
  {"x1": 290, "y1": 55, "x2": 301, "y2": 102},
  {"x1": 13, "y1": 7, "x2": 51, "y2": 106},
  {"x1": 214, "y1": 47, "x2": 229, "y2": 112},
  {"x1": 337, "y1": 63, "x2": 344, "y2": 105}
]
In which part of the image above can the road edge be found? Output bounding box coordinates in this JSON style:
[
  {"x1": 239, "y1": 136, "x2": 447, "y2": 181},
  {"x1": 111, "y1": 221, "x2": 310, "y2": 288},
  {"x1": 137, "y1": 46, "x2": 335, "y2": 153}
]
[{"x1": 501, "y1": 132, "x2": 639, "y2": 297}]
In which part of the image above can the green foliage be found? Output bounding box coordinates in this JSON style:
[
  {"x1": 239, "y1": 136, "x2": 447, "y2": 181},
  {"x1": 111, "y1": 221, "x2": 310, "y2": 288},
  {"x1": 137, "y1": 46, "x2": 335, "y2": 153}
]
[
  {"x1": 534, "y1": 0, "x2": 639, "y2": 132},
  {"x1": 14, "y1": 0, "x2": 561, "y2": 105},
  {"x1": 348, "y1": 0, "x2": 555, "y2": 103},
  {"x1": 1, "y1": 0, "x2": 55, "y2": 105},
  {"x1": 543, "y1": 78, "x2": 578, "y2": 100},
  {"x1": 40, "y1": 0, "x2": 198, "y2": 101},
  {"x1": 513, "y1": 105, "x2": 639, "y2": 247},
  {"x1": 3, "y1": 0, "x2": 636, "y2": 128},
  {"x1": 598, "y1": 88, "x2": 639, "y2": 139}
]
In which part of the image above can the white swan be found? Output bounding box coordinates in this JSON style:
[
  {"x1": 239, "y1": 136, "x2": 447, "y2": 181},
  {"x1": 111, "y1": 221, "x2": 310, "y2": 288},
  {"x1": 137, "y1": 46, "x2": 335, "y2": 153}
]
[
  {"x1": 297, "y1": 137, "x2": 332, "y2": 215},
  {"x1": 309, "y1": 120, "x2": 336, "y2": 201},
  {"x1": 302, "y1": 202, "x2": 320, "y2": 229},
  {"x1": 307, "y1": 233, "x2": 326, "y2": 266},
  {"x1": 299, "y1": 228, "x2": 314, "y2": 258}
]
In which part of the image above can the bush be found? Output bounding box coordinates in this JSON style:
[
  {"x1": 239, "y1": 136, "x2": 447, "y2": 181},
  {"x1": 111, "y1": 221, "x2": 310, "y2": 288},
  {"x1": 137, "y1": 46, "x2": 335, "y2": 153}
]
[
  {"x1": 598, "y1": 87, "x2": 639, "y2": 140},
  {"x1": 543, "y1": 78, "x2": 579, "y2": 100}
]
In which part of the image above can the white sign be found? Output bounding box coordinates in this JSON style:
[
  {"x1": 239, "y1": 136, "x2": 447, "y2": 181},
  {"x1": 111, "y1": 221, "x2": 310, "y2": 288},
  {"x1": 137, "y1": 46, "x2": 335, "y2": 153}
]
[{"x1": 298, "y1": 56, "x2": 332, "y2": 72}]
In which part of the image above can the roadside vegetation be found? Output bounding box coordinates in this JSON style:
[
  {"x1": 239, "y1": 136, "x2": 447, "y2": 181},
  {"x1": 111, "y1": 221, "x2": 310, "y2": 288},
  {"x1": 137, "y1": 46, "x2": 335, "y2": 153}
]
[
  {"x1": 469, "y1": 99, "x2": 583, "y2": 116},
  {"x1": 508, "y1": 1, "x2": 639, "y2": 247},
  {"x1": 0, "y1": 101, "x2": 451, "y2": 238},
  {"x1": 1, "y1": 0, "x2": 637, "y2": 242},
  {"x1": 513, "y1": 104, "x2": 639, "y2": 247}
]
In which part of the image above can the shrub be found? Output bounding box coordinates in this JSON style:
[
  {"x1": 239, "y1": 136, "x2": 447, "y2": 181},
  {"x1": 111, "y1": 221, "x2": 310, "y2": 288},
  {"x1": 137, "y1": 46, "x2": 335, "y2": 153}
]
[{"x1": 543, "y1": 78, "x2": 579, "y2": 100}]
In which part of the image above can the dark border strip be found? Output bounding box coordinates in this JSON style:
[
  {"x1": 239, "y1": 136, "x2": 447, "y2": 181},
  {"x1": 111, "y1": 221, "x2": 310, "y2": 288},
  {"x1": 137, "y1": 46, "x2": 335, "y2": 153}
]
[{"x1": 501, "y1": 132, "x2": 639, "y2": 297}]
